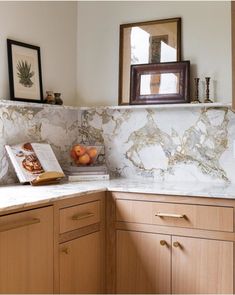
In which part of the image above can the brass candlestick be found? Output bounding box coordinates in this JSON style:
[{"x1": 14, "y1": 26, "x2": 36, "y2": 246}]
[
  {"x1": 204, "y1": 77, "x2": 212, "y2": 103},
  {"x1": 191, "y1": 78, "x2": 200, "y2": 103}
]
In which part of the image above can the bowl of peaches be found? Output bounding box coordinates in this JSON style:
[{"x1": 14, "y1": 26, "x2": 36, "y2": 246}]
[{"x1": 70, "y1": 144, "x2": 102, "y2": 166}]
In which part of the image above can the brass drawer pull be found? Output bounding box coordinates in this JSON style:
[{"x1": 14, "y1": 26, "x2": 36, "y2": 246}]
[
  {"x1": 0, "y1": 218, "x2": 40, "y2": 233},
  {"x1": 173, "y1": 241, "x2": 181, "y2": 248},
  {"x1": 160, "y1": 240, "x2": 167, "y2": 246},
  {"x1": 62, "y1": 247, "x2": 69, "y2": 255},
  {"x1": 71, "y1": 212, "x2": 95, "y2": 221},
  {"x1": 155, "y1": 212, "x2": 185, "y2": 218}
]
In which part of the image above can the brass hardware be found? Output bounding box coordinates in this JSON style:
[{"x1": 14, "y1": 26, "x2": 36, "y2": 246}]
[
  {"x1": 72, "y1": 212, "x2": 95, "y2": 221},
  {"x1": 62, "y1": 247, "x2": 69, "y2": 255},
  {"x1": 160, "y1": 240, "x2": 167, "y2": 246},
  {"x1": 173, "y1": 241, "x2": 180, "y2": 248},
  {"x1": 155, "y1": 213, "x2": 185, "y2": 219},
  {"x1": 0, "y1": 218, "x2": 40, "y2": 233}
]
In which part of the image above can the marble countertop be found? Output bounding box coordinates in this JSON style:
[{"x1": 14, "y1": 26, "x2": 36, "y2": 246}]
[{"x1": 1, "y1": 178, "x2": 235, "y2": 213}]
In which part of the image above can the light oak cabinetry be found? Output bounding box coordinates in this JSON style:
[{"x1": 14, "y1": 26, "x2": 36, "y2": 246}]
[
  {"x1": 107, "y1": 192, "x2": 235, "y2": 294},
  {"x1": 60, "y1": 231, "x2": 102, "y2": 294},
  {"x1": 0, "y1": 206, "x2": 53, "y2": 294},
  {"x1": 0, "y1": 190, "x2": 234, "y2": 294},
  {"x1": 116, "y1": 230, "x2": 171, "y2": 294},
  {"x1": 55, "y1": 192, "x2": 105, "y2": 294},
  {"x1": 172, "y1": 236, "x2": 233, "y2": 294}
]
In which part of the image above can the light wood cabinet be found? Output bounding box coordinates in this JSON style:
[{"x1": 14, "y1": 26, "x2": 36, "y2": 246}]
[
  {"x1": 172, "y1": 236, "x2": 233, "y2": 294},
  {"x1": 0, "y1": 190, "x2": 234, "y2": 294},
  {"x1": 109, "y1": 192, "x2": 235, "y2": 294},
  {"x1": 116, "y1": 230, "x2": 234, "y2": 294},
  {"x1": 59, "y1": 200, "x2": 100, "y2": 233},
  {"x1": 55, "y1": 192, "x2": 105, "y2": 294},
  {"x1": 60, "y1": 231, "x2": 102, "y2": 294},
  {"x1": 116, "y1": 199, "x2": 234, "y2": 232},
  {"x1": 116, "y1": 230, "x2": 171, "y2": 294},
  {"x1": 0, "y1": 206, "x2": 53, "y2": 294}
]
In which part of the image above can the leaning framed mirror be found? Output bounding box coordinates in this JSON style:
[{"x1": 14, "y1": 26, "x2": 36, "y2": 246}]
[{"x1": 118, "y1": 17, "x2": 182, "y2": 105}]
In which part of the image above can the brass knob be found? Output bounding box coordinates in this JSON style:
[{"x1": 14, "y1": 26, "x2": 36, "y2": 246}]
[
  {"x1": 173, "y1": 241, "x2": 180, "y2": 248},
  {"x1": 62, "y1": 247, "x2": 69, "y2": 254},
  {"x1": 160, "y1": 240, "x2": 167, "y2": 246}
]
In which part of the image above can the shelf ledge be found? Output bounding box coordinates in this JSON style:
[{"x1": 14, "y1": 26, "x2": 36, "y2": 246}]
[{"x1": 0, "y1": 99, "x2": 232, "y2": 111}]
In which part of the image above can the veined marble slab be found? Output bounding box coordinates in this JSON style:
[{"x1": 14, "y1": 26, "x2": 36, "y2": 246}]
[
  {"x1": 80, "y1": 106, "x2": 235, "y2": 183},
  {"x1": 0, "y1": 104, "x2": 80, "y2": 185},
  {"x1": 0, "y1": 101, "x2": 235, "y2": 184},
  {"x1": 0, "y1": 178, "x2": 235, "y2": 213}
]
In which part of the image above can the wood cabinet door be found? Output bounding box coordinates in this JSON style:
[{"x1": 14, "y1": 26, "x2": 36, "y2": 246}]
[
  {"x1": 116, "y1": 230, "x2": 171, "y2": 294},
  {"x1": 172, "y1": 236, "x2": 233, "y2": 294},
  {"x1": 0, "y1": 206, "x2": 54, "y2": 294},
  {"x1": 59, "y1": 231, "x2": 102, "y2": 294}
]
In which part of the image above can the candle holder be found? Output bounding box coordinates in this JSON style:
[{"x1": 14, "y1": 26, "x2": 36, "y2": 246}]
[
  {"x1": 191, "y1": 78, "x2": 200, "y2": 103},
  {"x1": 204, "y1": 77, "x2": 213, "y2": 103}
]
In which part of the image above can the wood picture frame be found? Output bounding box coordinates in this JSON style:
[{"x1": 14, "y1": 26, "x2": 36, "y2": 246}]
[
  {"x1": 118, "y1": 17, "x2": 181, "y2": 105},
  {"x1": 130, "y1": 61, "x2": 190, "y2": 105},
  {"x1": 7, "y1": 39, "x2": 43, "y2": 103}
]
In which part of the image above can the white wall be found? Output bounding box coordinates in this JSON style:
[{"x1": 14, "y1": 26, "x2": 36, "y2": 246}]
[
  {"x1": 0, "y1": 1, "x2": 77, "y2": 106},
  {"x1": 76, "y1": 1, "x2": 231, "y2": 106}
]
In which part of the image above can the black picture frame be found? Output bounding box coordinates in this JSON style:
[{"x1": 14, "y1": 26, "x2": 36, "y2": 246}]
[
  {"x1": 130, "y1": 61, "x2": 190, "y2": 105},
  {"x1": 7, "y1": 39, "x2": 43, "y2": 103}
]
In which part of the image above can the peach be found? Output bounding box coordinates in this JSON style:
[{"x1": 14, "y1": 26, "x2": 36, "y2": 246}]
[
  {"x1": 73, "y1": 144, "x2": 86, "y2": 157},
  {"x1": 78, "y1": 153, "x2": 91, "y2": 165},
  {"x1": 70, "y1": 149, "x2": 78, "y2": 160},
  {"x1": 87, "y1": 147, "x2": 98, "y2": 159}
]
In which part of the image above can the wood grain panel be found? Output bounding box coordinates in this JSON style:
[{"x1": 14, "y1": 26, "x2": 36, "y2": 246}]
[
  {"x1": 60, "y1": 200, "x2": 100, "y2": 233},
  {"x1": 59, "y1": 231, "x2": 102, "y2": 294},
  {"x1": 172, "y1": 236, "x2": 233, "y2": 294},
  {"x1": 116, "y1": 199, "x2": 233, "y2": 232},
  {"x1": 0, "y1": 206, "x2": 53, "y2": 294},
  {"x1": 116, "y1": 230, "x2": 171, "y2": 294}
]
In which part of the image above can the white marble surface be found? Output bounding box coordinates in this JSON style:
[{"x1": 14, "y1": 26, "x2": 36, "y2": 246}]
[
  {"x1": 0, "y1": 99, "x2": 232, "y2": 111},
  {"x1": 1, "y1": 101, "x2": 235, "y2": 184},
  {"x1": 81, "y1": 106, "x2": 235, "y2": 183},
  {"x1": 80, "y1": 102, "x2": 232, "y2": 111},
  {"x1": 1, "y1": 178, "x2": 235, "y2": 213}
]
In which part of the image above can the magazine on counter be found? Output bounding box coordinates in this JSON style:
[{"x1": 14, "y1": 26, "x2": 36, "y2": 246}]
[{"x1": 5, "y1": 142, "x2": 65, "y2": 185}]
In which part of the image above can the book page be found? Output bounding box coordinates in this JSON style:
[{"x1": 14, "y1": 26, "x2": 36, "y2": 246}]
[
  {"x1": 5, "y1": 143, "x2": 44, "y2": 183},
  {"x1": 31, "y1": 143, "x2": 64, "y2": 174}
]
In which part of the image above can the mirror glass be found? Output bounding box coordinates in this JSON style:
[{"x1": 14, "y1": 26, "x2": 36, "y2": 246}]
[
  {"x1": 140, "y1": 73, "x2": 180, "y2": 95},
  {"x1": 119, "y1": 18, "x2": 181, "y2": 104}
]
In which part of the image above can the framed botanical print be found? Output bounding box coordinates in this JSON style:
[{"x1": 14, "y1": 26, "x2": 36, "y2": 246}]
[
  {"x1": 119, "y1": 17, "x2": 181, "y2": 105},
  {"x1": 7, "y1": 39, "x2": 43, "y2": 103}
]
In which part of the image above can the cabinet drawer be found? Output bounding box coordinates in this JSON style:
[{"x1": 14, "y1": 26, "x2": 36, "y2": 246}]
[
  {"x1": 116, "y1": 199, "x2": 234, "y2": 232},
  {"x1": 60, "y1": 201, "x2": 100, "y2": 234}
]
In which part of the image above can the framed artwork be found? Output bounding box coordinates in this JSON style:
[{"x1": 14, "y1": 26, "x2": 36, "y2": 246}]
[
  {"x1": 7, "y1": 39, "x2": 43, "y2": 103},
  {"x1": 119, "y1": 17, "x2": 181, "y2": 105},
  {"x1": 130, "y1": 61, "x2": 190, "y2": 105}
]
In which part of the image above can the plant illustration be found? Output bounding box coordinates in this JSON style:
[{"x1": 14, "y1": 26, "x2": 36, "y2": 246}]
[{"x1": 16, "y1": 60, "x2": 34, "y2": 88}]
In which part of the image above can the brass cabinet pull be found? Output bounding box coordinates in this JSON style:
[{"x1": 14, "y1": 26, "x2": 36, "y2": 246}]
[
  {"x1": 160, "y1": 240, "x2": 167, "y2": 246},
  {"x1": 155, "y1": 212, "x2": 185, "y2": 218},
  {"x1": 62, "y1": 247, "x2": 69, "y2": 255},
  {"x1": 173, "y1": 241, "x2": 181, "y2": 248},
  {"x1": 0, "y1": 218, "x2": 40, "y2": 233},
  {"x1": 71, "y1": 212, "x2": 95, "y2": 221}
]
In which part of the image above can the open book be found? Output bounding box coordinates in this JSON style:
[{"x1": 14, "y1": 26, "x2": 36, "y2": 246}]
[{"x1": 5, "y1": 142, "x2": 65, "y2": 185}]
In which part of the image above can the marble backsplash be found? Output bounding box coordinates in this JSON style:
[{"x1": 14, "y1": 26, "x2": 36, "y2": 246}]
[
  {"x1": 79, "y1": 106, "x2": 235, "y2": 184},
  {"x1": 0, "y1": 102, "x2": 79, "y2": 184},
  {"x1": 0, "y1": 101, "x2": 235, "y2": 184}
]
